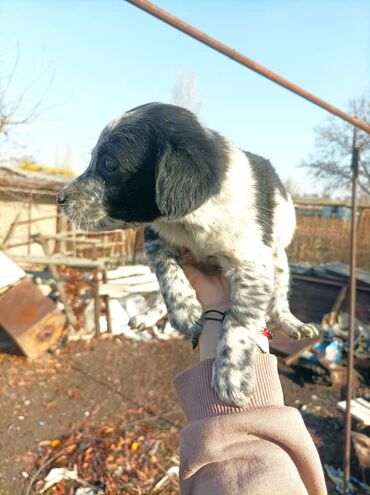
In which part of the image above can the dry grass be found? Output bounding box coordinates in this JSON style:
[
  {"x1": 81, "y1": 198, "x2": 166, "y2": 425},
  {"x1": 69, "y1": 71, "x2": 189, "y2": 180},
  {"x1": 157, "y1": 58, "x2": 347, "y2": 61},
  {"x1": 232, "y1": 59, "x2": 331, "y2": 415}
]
[{"x1": 288, "y1": 211, "x2": 370, "y2": 270}]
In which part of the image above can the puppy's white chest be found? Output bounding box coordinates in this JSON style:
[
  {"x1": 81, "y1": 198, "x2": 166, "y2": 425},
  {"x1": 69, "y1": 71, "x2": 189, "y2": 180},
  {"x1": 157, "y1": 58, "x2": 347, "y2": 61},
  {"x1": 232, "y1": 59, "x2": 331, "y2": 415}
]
[{"x1": 155, "y1": 222, "x2": 212, "y2": 262}]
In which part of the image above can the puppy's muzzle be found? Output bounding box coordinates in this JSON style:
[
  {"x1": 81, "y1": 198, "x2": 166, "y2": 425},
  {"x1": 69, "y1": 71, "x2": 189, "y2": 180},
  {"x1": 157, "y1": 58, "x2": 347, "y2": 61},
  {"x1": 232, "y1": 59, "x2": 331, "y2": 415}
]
[{"x1": 57, "y1": 177, "x2": 110, "y2": 230}]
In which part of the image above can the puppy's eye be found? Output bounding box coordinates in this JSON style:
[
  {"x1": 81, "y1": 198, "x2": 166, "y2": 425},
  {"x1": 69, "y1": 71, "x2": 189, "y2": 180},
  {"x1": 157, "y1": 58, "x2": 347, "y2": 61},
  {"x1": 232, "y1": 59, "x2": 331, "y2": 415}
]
[{"x1": 104, "y1": 158, "x2": 117, "y2": 173}]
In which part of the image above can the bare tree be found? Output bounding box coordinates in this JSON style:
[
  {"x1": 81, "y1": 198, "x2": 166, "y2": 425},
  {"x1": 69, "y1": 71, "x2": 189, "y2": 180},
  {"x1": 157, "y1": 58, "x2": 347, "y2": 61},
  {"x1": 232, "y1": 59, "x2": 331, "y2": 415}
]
[
  {"x1": 283, "y1": 177, "x2": 302, "y2": 197},
  {"x1": 172, "y1": 71, "x2": 201, "y2": 115},
  {"x1": 0, "y1": 48, "x2": 54, "y2": 159},
  {"x1": 301, "y1": 94, "x2": 370, "y2": 197}
]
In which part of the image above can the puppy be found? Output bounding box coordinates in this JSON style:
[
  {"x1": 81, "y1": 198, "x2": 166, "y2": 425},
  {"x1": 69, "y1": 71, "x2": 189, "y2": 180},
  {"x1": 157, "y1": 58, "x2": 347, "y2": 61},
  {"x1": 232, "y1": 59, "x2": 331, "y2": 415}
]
[{"x1": 58, "y1": 102, "x2": 318, "y2": 406}]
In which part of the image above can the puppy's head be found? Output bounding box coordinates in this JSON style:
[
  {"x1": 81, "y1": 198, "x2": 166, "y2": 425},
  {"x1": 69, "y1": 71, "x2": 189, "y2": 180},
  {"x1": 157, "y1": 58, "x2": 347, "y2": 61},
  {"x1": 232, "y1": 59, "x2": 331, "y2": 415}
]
[{"x1": 57, "y1": 102, "x2": 226, "y2": 231}]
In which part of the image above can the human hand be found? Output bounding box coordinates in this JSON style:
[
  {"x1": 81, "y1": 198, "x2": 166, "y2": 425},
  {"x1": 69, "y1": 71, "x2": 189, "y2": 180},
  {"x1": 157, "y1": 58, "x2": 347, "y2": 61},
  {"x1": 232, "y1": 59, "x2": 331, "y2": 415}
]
[
  {"x1": 182, "y1": 263, "x2": 228, "y2": 360},
  {"x1": 181, "y1": 263, "x2": 230, "y2": 311},
  {"x1": 182, "y1": 263, "x2": 269, "y2": 360}
]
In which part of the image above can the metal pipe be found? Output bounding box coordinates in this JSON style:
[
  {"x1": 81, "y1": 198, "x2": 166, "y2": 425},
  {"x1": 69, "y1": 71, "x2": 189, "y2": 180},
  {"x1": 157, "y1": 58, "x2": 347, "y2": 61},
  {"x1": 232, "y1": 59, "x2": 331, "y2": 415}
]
[
  {"x1": 125, "y1": 0, "x2": 370, "y2": 135},
  {"x1": 343, "y1": 129, "x2": 360, "y2": 494}
]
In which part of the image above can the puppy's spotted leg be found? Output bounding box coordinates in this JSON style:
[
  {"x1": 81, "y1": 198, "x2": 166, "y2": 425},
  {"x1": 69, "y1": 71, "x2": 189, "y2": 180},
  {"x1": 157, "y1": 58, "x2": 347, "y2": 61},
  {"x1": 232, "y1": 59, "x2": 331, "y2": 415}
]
[
  {"x1": 212, "y1": 259, "x2": 273, "y2": 406},
  {"x1": 144, "y1": 227, "x2": 203, "y2": 340},
  {"x1": 270, "y1": 248, "x2": 318, "y2": 339}
]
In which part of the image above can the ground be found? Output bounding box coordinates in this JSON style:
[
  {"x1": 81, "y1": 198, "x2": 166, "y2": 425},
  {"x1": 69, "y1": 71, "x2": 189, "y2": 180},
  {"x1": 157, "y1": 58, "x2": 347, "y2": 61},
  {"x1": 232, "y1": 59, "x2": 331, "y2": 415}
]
[{"x1": 0, "y1": 337, "x2": 366, "y2": 494}]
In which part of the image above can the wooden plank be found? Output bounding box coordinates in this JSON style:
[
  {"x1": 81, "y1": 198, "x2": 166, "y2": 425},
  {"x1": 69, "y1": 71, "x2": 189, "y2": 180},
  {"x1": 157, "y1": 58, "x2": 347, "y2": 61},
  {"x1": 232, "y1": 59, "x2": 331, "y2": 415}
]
[
  {"x1": 106, "y1": 274, "x2": 158, "y2": 286},
  {"x1": 1, "y1": 212, "x2": 20, "y2": 247},
  {"x1": 285, "y1": 338, "x2": 320, "y2": 366},
  {"x1": 99, "y1": 282, "x2": 159, "y2": 297},
  {"x1": 40, "y1": 234, "x2": 100, "y2": 244},
  {"x1": 106, "y1": 265, "x2": 151, "y2": 279},
  {"x1": 337, "y1": 398, "x2": 370, "y2": 425},
  {"x1": 12, "y1": 214, "x2": 58, "y2": 226},
  {"x1": 332, "y1": 285, "x2": 348, "y2": 314},
  {"x1": 9, "y1": 255, "x2": 103, "y2": 269},
  {"x1": 269, "y1": 329, "x2": 319, "y2": 363}
]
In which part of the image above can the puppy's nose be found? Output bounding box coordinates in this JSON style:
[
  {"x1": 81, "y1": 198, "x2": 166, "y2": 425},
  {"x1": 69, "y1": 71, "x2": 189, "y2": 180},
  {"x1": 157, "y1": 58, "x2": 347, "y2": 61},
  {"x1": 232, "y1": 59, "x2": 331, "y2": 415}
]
[{"x1": 57, "y1": 188, "x2": 68, "y2": 206}]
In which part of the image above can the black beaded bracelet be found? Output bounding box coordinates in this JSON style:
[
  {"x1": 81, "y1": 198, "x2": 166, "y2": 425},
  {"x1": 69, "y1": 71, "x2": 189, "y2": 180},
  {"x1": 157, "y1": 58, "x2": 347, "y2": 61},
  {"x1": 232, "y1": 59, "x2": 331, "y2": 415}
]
[
  {"x1": 192, "y1": 310, "x2": 226, "y2": 349},
  {"x1": 203, "y1": 309, "x2": 225, "y2": 321}
]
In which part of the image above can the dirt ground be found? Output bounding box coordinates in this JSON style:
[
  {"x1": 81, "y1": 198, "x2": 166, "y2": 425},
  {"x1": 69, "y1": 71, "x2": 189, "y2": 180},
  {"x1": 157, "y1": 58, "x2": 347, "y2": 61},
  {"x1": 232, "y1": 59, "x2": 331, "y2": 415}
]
[{"x1": 0, "y1": 337, "x2": 367, "y2": 495}]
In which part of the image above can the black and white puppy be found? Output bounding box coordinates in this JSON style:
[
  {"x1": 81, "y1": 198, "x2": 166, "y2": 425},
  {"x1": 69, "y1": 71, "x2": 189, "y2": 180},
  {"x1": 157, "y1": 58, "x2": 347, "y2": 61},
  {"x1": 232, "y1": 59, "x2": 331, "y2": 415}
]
[{"x1": 58, "y1": 102, "x2": 318, "y2": 406}]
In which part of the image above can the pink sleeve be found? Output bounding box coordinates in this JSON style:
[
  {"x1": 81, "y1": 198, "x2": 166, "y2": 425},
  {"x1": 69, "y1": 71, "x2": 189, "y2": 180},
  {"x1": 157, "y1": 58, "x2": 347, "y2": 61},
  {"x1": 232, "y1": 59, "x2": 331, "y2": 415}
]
[{"x1": 173, "y1": 354, "x2": 327, "y2": 495}]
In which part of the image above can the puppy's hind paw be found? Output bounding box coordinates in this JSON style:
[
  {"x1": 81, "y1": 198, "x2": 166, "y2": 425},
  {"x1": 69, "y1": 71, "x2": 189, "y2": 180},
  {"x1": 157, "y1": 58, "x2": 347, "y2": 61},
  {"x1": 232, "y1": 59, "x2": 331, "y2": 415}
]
[
  {"x1": 211, "y1": 359, "x2": 254, "y2": 406},
  {"x1": 298, "y1": 323, "x2": 319, "y2": 339},
  {"x1": 283, "y1": 321, "x2": 319, "y2": 340}
]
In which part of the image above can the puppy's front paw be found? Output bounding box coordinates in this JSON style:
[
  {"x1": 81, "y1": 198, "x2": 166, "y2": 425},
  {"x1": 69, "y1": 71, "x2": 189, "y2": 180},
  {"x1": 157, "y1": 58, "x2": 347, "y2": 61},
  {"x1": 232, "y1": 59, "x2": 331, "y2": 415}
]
[
  {"x1": 211, "y1": 358, "x2": 254, "y2": 406},
  {"x1": 128, "y1": 314, "x2": 153, "y2": 331},
  {"x1": 167, "y1": 299, "x2": 204, "y2": 340}
]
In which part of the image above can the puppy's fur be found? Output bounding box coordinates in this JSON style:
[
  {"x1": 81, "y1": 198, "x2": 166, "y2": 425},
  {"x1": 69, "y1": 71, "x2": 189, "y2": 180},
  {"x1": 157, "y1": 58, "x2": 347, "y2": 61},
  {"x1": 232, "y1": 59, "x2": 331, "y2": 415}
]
[{"x1": 58, "y1": 102, "x2": 317, "y2": 406}]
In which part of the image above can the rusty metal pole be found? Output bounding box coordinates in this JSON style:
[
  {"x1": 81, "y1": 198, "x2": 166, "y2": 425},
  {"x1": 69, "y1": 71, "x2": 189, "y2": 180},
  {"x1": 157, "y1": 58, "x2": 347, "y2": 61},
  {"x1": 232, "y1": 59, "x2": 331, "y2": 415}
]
[
  {"x1": 343, "y1": 128, "x2": 359, "y2": 494},
  {"x1": 125, "y1": 0, "x2": 370, "y2": 135}
]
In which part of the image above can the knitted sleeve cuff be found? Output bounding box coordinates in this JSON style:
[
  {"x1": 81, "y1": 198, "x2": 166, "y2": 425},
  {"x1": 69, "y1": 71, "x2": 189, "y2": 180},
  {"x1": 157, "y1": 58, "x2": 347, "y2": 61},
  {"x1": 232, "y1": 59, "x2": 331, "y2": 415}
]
[{"x1": 173, "y1": 354, "x2": 284, "y2": 422}]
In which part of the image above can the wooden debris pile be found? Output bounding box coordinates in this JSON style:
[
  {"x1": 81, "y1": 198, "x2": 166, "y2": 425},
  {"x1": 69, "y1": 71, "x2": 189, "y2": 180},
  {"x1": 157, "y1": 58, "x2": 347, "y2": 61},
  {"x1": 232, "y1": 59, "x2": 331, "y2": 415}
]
[
  {"x1": 25, "y1": 415, "x2": 180, "y2": 494},
  {"x1": 0, "y1": 252, "x2": 66, "y2": 358}
]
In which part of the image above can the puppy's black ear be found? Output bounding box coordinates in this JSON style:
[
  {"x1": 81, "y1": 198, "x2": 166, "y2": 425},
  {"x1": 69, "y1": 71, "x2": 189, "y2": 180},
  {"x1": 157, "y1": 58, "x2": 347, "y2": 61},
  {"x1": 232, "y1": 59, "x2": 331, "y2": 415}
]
[{"x1": 155, "y1": 141, "x2": 222, "y2": 219}]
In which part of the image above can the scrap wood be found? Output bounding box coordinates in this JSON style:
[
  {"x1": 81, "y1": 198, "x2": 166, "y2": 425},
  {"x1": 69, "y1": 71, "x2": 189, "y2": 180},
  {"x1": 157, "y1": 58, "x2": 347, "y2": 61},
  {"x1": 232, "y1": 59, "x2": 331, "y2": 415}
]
[
  {"x1": 337, "y1": 398, "x2": 370, "y2": 426},
  {"x1": 106, "y1": 265, "x2": 151, "y2": 280},
  {"x1": 0, "y1": 211, "x2": 20, "y2": 248},
  {"x1": 24, "y1": 416, "x2": 180, "y2": 495},
  {"x1": 281, "y1": 285, "x2": 347, "y2": 367},
  {"x1": 323, "y1": 284, "x2": 348, "y2": 327},
  {"x1": 100, "y1": 268, "x2": 159, "y2": 298},
  {"x1": 269, "y1": 327, "x2": 320, "y2": 365},
  {"x1": 0, "y1": 279, "x2": 65, "y2": 359},
  {"x1": 99, "y1": 282, "x2": 159, "y2": 298},
  {"x1": 284, "y1": 338, "x2": 321, "y2": 366},
  {"x1": 9, "y1": 255, "x2": 103, "y2": 269}
]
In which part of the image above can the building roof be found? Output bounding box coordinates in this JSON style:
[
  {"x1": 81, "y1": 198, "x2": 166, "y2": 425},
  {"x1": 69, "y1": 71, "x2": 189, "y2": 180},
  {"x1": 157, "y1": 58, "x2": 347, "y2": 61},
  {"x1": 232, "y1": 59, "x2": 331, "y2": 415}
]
[{"x1": 0, "y1": 165, "x2": 71, "y2": 199}]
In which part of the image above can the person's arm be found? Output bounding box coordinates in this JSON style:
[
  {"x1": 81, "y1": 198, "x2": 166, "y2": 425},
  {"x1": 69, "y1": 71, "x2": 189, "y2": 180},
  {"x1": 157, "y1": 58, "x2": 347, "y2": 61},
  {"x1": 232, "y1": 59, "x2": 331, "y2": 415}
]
[{"x1": 172, "y1": 264, "x2": 327, "y2": 495}]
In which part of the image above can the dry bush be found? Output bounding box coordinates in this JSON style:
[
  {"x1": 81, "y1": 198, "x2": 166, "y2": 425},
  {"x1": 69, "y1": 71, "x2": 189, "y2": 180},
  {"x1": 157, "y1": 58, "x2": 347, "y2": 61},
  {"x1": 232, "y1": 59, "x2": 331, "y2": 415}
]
[{"x1": 288, "y1": 211, "x2": 370, "y2": 270}]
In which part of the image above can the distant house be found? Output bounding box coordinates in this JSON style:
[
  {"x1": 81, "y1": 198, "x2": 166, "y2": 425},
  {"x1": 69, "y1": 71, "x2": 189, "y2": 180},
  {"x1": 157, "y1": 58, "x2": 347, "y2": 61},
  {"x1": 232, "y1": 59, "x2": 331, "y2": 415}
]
[
  {"x1": 322, "y1": 204, "x2": 352, "y2": 219},
  {"x1": 293, "y1": 196, "x2": 368, "y2": 220},
  {"x1": 0, "y1": 165, "x2": 138, "y2": 261},
  {"x1": 0, "y1": 164, "x2": 70, "y2": 256}
]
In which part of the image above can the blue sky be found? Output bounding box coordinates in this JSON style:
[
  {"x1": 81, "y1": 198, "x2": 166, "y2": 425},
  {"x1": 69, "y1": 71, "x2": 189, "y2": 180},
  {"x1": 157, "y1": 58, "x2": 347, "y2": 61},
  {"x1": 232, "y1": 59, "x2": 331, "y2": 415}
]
[{"x1": 0, "y1": 0, "x2": 369, "y2": 194}]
